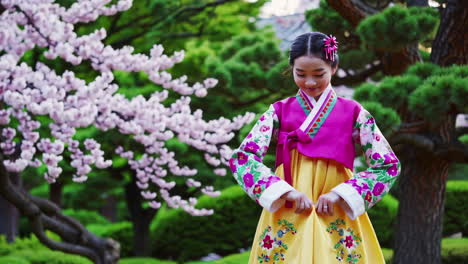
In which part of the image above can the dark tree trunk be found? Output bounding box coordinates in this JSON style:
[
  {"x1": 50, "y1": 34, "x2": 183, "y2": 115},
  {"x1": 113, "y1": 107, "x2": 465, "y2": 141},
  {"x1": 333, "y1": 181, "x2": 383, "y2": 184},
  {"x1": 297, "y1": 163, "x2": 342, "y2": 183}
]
[
  {"x1": 381, "y1": 44, "x2": 422, "y2": 75},
  {"x1": 100, "y1": 195, "x2": 118, "y2": 222},
  {"x1": 49, "y1": 180, "x2": 63, "y2": 208},
  {"x1": 0, "y1": 154, "x2": 120, "y2": 264},
  {"x1": 0, "y1": 173, "x2": 21, "y2": 242},
  {"x1": 393, "y1": 149, "x2": 449, "y2": 264},
  {"x1": 124, "y1": 174, "x2": 157, "y2": 256},
  {"x1": 430, "y1": 0, "x2": 468, "y2": 66},
  {"x1": 394, "y1": 112, "x2": 456, "y2": 264},
  {"x1": 407, "y1": 0, "x2": 428, "y2": 6}
]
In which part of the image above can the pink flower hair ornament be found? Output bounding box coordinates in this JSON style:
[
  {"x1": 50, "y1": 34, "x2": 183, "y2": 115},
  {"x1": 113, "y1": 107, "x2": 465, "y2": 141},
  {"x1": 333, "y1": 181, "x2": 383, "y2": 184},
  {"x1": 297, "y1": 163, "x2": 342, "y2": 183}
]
[{"x1": 323, "y1": 35, "x2": 338, "y2": 61}]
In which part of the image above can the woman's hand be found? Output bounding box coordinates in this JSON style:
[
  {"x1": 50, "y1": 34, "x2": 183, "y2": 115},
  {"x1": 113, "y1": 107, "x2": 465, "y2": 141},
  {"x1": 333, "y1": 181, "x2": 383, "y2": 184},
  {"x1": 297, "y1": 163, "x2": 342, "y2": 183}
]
[
  {"x1": 281, "y1": 190, "x2": 314, "y2": 214},
  {"x1": 316, "y1": 192, "x2": 342, "y2": 216}
]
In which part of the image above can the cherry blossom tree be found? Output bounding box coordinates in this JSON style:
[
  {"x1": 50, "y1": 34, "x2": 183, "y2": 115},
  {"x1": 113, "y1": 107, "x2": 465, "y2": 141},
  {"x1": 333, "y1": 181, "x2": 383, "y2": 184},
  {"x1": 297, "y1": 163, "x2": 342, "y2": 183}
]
[{"x1": 0, "y1": 0, "x2": 254, "y2": 263}]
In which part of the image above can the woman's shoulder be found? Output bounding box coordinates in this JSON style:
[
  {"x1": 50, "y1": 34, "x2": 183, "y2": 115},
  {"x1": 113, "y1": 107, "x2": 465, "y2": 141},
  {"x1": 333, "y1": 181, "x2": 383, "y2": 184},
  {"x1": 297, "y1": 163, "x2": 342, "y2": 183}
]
[
  {"x1": 272, "y1": 96, "x2": 297, "y2": 110},
  {"x1": 336, "y1": 96, "x2": 363, "y2": 121},
  {"x1": 337, "y1": 96, "x2": 363, "y2": 110},
  {"x1": 274, "y1": 96, "x2": 297, "y2": 105}
]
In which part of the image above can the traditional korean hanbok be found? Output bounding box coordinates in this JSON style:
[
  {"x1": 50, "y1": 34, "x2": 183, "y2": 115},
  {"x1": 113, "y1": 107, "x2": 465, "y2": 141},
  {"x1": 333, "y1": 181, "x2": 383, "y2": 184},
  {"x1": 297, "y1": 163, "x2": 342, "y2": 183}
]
[{"x1": 229, "y1": 85, "x2": 400, "y2": 264}]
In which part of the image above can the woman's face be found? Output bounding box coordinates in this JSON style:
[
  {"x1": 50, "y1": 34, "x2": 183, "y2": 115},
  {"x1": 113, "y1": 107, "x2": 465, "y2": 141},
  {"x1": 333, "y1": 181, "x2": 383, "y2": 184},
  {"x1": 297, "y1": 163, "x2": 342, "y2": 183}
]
[{"x1": 293, "y1": 55, "x2": 337, "y2": 99}]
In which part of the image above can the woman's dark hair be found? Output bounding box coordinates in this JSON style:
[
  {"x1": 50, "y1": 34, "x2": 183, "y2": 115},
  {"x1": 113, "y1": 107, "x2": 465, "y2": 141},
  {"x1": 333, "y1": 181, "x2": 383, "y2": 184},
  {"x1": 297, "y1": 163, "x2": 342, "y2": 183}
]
[{"x1": 289, "y1": 32, "x2": 339, "y2": 68}]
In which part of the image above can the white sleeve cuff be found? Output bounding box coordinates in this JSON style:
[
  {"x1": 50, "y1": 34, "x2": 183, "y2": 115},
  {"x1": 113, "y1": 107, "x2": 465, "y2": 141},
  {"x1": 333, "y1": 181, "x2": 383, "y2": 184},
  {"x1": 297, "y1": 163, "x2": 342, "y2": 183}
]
[
  {"x1": 332, "y1": 183, "x2": 365, "y2": 220},
  {"x1": 259, "y1": 180, "x2": 295, "y2": 212}
]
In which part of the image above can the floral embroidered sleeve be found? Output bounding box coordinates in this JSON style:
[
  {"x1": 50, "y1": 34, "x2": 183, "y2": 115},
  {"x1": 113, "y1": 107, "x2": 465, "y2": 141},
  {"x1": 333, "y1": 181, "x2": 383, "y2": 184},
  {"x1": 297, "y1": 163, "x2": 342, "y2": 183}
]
[
  {"x1": 332, "y1": 107, "x2": 401, "y2": 220},
  {"x1": 229, "y1": 105, "x2": 295, "y2": 212}
]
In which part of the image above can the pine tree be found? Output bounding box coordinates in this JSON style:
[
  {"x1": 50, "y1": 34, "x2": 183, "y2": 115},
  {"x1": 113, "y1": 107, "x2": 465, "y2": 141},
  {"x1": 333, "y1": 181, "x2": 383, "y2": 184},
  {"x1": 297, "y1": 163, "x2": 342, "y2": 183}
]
[{"x1": 307, "y1": 0, "x2": 467, "y2": 263}]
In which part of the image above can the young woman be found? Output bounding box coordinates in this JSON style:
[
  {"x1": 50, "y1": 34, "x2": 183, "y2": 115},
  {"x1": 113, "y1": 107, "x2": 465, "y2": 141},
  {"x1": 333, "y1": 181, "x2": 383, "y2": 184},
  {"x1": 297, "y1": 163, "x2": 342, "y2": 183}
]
[{"x1": 229, "y1": 32, "x2": 400, "y2": 263}]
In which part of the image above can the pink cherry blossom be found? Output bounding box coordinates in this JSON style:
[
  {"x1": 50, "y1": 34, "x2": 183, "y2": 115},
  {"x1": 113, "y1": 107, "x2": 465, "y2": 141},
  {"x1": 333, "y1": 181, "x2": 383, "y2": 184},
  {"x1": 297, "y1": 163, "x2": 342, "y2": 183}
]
[{"x1": 0, "y1": 0, "x2": 254, "y2": 216}]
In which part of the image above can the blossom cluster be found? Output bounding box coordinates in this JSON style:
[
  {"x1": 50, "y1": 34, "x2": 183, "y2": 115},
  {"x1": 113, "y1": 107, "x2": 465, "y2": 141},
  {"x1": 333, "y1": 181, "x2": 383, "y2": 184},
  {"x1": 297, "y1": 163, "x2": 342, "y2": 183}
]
[{"x1": 0, "y1": 0, "x2": 254, "y2": 216}]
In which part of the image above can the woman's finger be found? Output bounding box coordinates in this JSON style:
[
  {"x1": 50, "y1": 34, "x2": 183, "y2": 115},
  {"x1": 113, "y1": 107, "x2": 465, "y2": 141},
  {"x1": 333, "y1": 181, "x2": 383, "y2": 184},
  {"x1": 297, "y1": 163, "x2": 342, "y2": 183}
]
[
  {"x1": 328, "y1": 200, "x2": 334, "y2": 216},
  {"x1": 299, "y1": 199, "x2": 306, "y2": 214},
  {"x1": 295, "y1": 198, "x2": 302, "y2": 214},
  {"x1": 322, "y1": 199, "x2": 329, "y2": 215},
  {"x1": 305, "y1": 199, "x2": 313, "y2": 213},
  {"x1": 316, "y1": 198, "x2": 323, "y2": 214}
]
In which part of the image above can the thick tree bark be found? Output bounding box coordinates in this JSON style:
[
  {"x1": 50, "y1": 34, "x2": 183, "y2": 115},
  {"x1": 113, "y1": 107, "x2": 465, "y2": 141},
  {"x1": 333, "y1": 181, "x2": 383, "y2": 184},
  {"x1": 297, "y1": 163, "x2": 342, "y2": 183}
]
[
  {"x1": 100, "y1": 195, "x2": 118, "y2": 222},
  {"x1": 393, "y1": 149, "x2": 449, "y2": 264},
  {"x1": 393, "y1": 111, "x2": 456, "y2": 264},
  {"x1": 407, "y1": 0, "x2": 428, "y2": 6},
  {"x1": 430, "y1": 0, "x2": 468, "y2": 66},
  {"x1": 49, "y1": 180, "x2": 63, "y2": 208},
  {"x1": 0, "y1": 154, "x2": 120, "y2": 264},
  {"x1": 125, "y1": 174, "x2": 157, "y2": 256},
  {"x1": 381, "y1": 44, "x2": 422, "y2": 75},
  {"x1": 327, "y1": 0, "x2": 368, "y2": 27},
  {"x1": 0, "y1": 173, "x2": 20, "y2": 242}
]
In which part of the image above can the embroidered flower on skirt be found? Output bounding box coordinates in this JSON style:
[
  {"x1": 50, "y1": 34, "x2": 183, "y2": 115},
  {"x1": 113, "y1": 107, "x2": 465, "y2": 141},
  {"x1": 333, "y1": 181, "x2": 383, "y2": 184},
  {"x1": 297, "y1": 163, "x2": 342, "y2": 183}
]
[
  {"x1": 257, "y1": 219, "x2": 297, "y2": 264},
  {"x1": 327, "y1": 218, "x2": 362, "y2": 263}
]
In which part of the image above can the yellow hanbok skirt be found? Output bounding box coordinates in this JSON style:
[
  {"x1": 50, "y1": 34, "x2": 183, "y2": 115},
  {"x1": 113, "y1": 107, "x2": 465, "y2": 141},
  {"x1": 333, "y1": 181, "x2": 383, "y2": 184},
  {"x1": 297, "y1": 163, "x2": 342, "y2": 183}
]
[{"x1": 249, "y1": 149, "x2": 385, "y2": 264}]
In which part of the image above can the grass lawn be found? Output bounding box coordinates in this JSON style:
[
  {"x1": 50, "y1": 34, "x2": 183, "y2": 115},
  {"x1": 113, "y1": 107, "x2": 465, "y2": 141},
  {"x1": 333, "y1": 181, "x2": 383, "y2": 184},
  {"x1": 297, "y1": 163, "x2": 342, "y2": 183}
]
[{"x1": 121, "y1": 238, "x2": 468, "y2": 264}]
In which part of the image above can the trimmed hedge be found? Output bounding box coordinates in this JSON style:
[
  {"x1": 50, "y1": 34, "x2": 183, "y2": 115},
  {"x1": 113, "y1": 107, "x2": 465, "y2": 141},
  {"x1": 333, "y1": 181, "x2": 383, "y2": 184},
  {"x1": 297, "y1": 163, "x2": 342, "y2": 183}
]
[
  {"x1": 0, "y1": 234, "x2": 48, "y2": 256},
  {"x1": 441, "y1": 238, "x2": 468, "y2": 264},
  {"x1": 0, "y1": 234, "x2": 91, "y2": 264},
  {"x1": 119, "y1": 258, "x2": 174, "y2": 264},
  {"x1": 150, "y1": 185, "x2": 261, "y2": 262},
  {"x1": 367, "y1": 194, "x2": 398, "y2": 248},
  {"x1": 87, "y1": 221, "x2": 133, "y2": 258},
  {"x1": 383, "y1": 238, "x2": 468, "y2": 264},
  {"x1": 62, "y1": 209, "x2": 111, "y2": 227},
  {"x1": 443, "y1": 181, "x2": 468, "y2": 236},
  {"x1": 0, "y1": 256, "x2": 30, "y2": 264},
  {"x1": 9, "y1": 250, "x2": 92, "y2": 264}
]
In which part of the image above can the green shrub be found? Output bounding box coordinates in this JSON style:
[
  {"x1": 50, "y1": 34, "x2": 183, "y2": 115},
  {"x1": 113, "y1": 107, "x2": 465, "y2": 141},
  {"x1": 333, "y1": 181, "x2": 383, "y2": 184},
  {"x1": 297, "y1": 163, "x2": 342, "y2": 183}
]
[
  {"x1": 87, "y1": 221, "x2": 133, "y2": 258},
  {"x1": 0, "y1": 235, "x2": 47, "y2": 256},
  {"x1": 151, "y1": 185, "x2": 261, "y2": 262},
  {"x1": 9, "y1": 250, "x2": 92, "y2": 264},
  {"x1": 368, "y1": 194, "x2": 398, "y2": 248},
  {"x1": 443, "y1": 181, "x2": 468, "y2": 236},
  {"x1": 212, "y1": 251, "x2": 250, "y2": 264},
  {"x1": 119, "y1": 258, "x2": 175, "y2": 264},
  {"x1": 62, "y1": 209, "x2": 111, "y2": 226},
  {"x1": 382, "y1": 248, "x2": 393, "y2": 263},
  {"x1": 441, "y1": 238, "x2": 468, "y2": 264},
  {"x1": 0, "y1": 256, "x2": 30, "y2": 264},
  {"x1": 382, "y1": 238, "x2": 468, "y2": 263}
]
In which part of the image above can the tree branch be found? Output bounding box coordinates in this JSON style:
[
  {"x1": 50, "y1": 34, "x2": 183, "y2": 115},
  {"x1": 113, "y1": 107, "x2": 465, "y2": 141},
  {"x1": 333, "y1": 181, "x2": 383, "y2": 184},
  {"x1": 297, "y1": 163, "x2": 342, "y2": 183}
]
[
  {"x1": 390, "y1": 133, "x2": 435, "y2": 152},
  {"x1": 435, "y1": 140, "x2": 468, "y2": 163},
  {"x1": 326, "y1": 0, "x2": 372, "y2": 27},
  {"x1": 0, "y1": 153, "x2": 119, "y2": 264},
  {"x1": 395, "y1": 120, "x2": 429, "y2": 133},
  {"x1": 173, "y1": 0, "x2": 236, "y2": 19},
  {"x1": 29, "y1": 215, "x2": 101, "y2": 262},
  {"x1": 159, "y1": 22, "x2": 206, "y2": 42},
  {"x1": 332, "y1": 62, "x2": 382, "y2": 86},
  {"x1": 107, "y1": 12, "x2": 122, "y2": 36},
  {"x1": 26, "y1": 193, "x2": 89, "y2": 243},
  {"x1": 113, "y1": 0, "x2": 236, "y2": 39}
]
